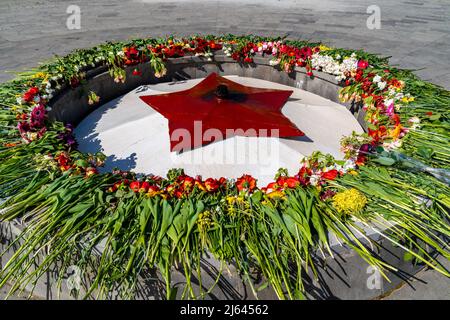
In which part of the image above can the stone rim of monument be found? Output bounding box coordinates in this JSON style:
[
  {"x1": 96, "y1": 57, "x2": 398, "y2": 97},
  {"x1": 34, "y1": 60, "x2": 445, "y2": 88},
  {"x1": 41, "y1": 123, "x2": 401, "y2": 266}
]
[{"x1": 0, "y1": 36, "x2": 447, "y2": 300}]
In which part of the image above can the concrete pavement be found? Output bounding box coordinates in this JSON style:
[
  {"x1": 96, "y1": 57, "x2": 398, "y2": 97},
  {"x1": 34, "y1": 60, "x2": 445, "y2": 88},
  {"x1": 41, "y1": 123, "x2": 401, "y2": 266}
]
[{"x1": 0, "y1": 0, "x2": 449, "y2": 87}]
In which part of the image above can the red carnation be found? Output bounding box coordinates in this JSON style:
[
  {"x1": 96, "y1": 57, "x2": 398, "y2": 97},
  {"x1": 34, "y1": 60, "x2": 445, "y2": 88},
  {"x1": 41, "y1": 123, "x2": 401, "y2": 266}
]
[{"x1": 23, "y1": 87, "x2": 39, "y2": 103}]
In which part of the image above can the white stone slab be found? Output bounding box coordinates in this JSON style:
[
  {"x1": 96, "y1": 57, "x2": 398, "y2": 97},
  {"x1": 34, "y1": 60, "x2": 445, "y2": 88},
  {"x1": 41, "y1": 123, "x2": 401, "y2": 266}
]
[{"x1": 75, "y1": 76, "x2": 363, "y2": 186}]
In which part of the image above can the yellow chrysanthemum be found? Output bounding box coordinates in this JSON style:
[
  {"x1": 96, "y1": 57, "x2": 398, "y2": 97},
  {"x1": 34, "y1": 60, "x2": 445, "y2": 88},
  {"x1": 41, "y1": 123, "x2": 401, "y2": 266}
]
[{"x1": 332, "y1": 188, "x2": 367, "y2": 215}]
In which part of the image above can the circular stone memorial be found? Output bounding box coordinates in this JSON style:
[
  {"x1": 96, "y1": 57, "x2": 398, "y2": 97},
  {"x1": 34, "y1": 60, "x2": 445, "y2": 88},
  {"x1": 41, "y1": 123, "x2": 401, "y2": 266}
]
[
  {"x1": 75, "y1": 76, "x2": 363, "y2": 186},
  {"x1": 0, "y1": 35, "x2": 448, "y2": 301}
]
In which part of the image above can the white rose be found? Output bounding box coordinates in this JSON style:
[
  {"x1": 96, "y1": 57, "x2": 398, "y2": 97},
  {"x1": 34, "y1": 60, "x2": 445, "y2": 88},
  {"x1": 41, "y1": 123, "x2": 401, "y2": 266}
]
[
  {"x1": 343, "y1": 159, "x2": 356, "y2": 171},
  {"x1": 378, "y1": 81, "x2": 386, "y2": 90},
  {"x1": 309, "y1": 174, "x2": 320, "y2": 186}
]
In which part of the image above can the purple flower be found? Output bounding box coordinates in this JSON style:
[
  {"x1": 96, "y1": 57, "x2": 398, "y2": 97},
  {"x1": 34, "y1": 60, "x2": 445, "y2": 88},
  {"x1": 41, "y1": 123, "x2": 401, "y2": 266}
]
[{"x1": 17, "y1": 121, "x2": 30, "y2": 135}]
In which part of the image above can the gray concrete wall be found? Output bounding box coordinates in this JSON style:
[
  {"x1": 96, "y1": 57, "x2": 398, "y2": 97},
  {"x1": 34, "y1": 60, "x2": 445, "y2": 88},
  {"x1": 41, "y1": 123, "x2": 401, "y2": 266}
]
[{"x1": 48, "y1": 55, "x2": 367, "y2": 131}]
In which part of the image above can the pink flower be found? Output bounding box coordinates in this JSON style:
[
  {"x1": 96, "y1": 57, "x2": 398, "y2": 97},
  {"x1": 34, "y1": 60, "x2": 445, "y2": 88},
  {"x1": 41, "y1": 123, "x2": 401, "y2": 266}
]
[
  {"x1": 30, "y1": 104, "x2": 46, "y2": 127},
  {"x1": 386, "y1": 103, "x2": 395, "y2": 117}
]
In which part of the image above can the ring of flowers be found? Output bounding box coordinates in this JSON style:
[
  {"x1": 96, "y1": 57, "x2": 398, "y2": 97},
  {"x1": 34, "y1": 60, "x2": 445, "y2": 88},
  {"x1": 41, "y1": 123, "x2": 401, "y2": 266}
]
[
  {"x1": 1, "y1": 35, "x2": 448, "y2": 300},
  {"x1": 12, "y1": 36, "x2": 416, "y2": 196}
]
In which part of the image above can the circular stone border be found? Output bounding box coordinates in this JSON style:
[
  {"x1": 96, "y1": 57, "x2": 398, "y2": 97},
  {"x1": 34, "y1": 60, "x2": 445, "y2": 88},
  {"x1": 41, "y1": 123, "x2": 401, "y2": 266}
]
[
  {"x1": 0, "y1": 36, "x2": 448, "y2": 300},
  {"x1": 48, "y1": 54, "x2": 367, "y2": 132}
]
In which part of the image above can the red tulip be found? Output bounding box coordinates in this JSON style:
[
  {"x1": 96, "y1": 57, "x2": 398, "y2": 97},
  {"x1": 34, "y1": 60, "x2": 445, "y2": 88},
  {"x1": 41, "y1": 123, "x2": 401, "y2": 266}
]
[
  {"x1": 85, "y1": 167, "x2": 98, "y2": 177},
  {"x1": 236, "y1": 174, "x2": 257, "y2": 192},
  {"x1": 262, "y1": 181, "x2": 279, "y2": 193},
  {"x1": 130, "y1": 181, "x2": 141, "y2": 192},
  {"x1": 140, "y1": 181, "x2": 150, "y2": 192},
  {"x1": 147, "y1": 185, "x2": 160, "y2": 197},
  {"x1": 195, "y1": 180, "x2": 207, "y2": 192},
  {"x1": 296, "y1": 166, "x2": 312, "y2": 186},
  {"x1": 179, "y1": 175, "x2": 195, "y2": 190},
  {"x1": 321, "y1": 169, "x2": 338, "y2": 180},
  {"x1": 204, "y1": 178, "x2": 220, "y2": 192}
]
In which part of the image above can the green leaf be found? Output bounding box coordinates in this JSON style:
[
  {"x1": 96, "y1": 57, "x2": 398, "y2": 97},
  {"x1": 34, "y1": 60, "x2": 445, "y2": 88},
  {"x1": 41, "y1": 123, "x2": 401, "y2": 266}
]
[
  {"x1": 74, "y1": 159, "x2": 89, "y2": 168},
  {"x1": 372, "y1": 156, "x2": 396, "y2": 166},
  {"x1": 429, "y1": 114, "x2": 441, "y2": 121},
  {"x1": 403, "y1": 251, "x2": 413, "y2": 262},
  {"x1": 251, "y1": 190, "x2": 263, "y2": 203},
  {"x1": 416, "y1": 146, "x2": 434, "y2": 159},
  {"x1": 282, "y1": 213, "x2": 297, "y2": 236}
]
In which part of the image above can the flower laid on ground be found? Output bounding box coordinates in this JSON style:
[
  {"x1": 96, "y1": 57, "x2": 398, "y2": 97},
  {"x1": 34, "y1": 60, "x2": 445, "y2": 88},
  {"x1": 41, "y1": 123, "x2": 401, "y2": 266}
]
[
  {"x1": 88, "y1": 91, "x2": 100, "y2": 105},
  {"x1": 332, "y1": 188, "x2": 367, "y2": 215},
  {"x1": 132, "y1": 68, "x2": 142, "y2": 76},
  {"x1": 107, "y1": 173, "x2": 226, "y2": 199}
]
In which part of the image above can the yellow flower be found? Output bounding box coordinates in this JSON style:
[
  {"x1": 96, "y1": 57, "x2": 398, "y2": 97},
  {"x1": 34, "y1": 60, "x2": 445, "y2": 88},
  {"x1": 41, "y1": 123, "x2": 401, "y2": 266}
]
[
  {"x1": 197, "y1": 211, "x2": 213, "y2": 231},
  {"x1": 266, "y1": 190, "x2": 286, "y2": 200},
  {"x1": 332, "y1": 188, "x2": 367, "y2": 215},
  {"x1": 389, "y1": 125, "x2": 402, "y2": 139},
  {"x1": 401, "y1": 96, "x2": 415, "y2": 104},
  {"x1": 32, "y1": 72, "x2": 47, "y2": 79},
  {"x1": 318, "y1": 44, "x2": 332, "y2": 51},
  {"x1": 226, "y1": 196, "x2": 235, "y2": 204}
]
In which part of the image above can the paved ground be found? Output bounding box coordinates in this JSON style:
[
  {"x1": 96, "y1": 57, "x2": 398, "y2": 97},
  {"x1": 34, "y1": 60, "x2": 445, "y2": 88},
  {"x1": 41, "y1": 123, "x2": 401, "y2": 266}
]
[
  {"x1": 382, "y1": 255, "x2": 450, "y2": 300},
  {"x1": 0, "y1": 0, "x2": 449, "y2": 87},
  {"x1": 0, "y1": 0, "x2": 449, "y2": 300}
]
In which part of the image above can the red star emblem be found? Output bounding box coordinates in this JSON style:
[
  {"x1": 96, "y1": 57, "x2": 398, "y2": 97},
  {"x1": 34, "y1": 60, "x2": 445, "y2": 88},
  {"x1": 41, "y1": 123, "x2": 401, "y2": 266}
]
[{"x1": 139, "y1": 73, "x2": 304, "y2": 152}]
